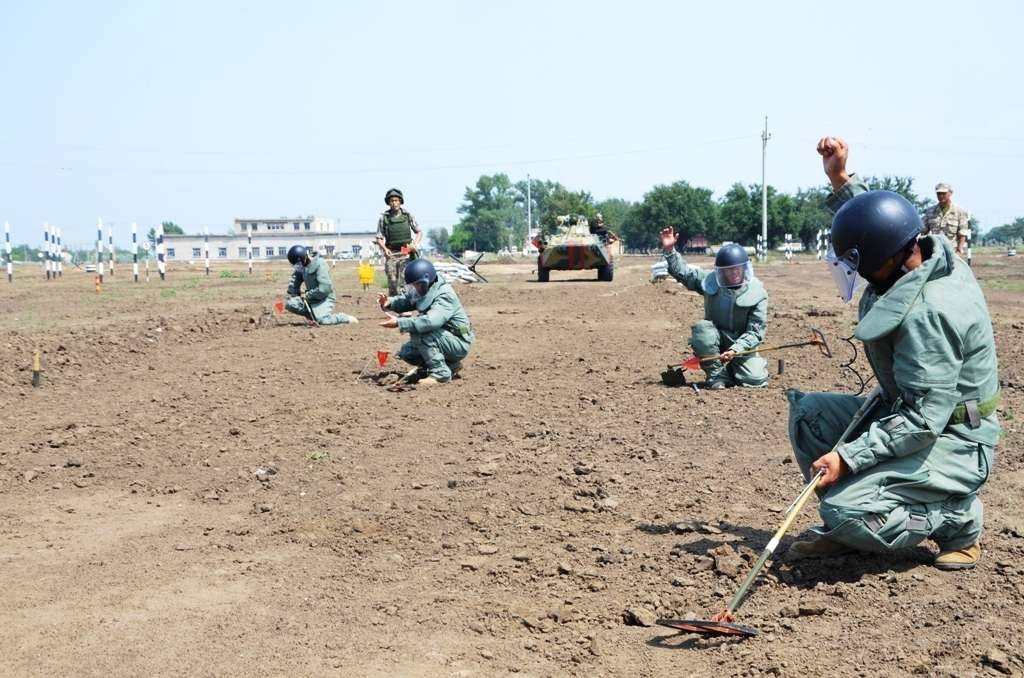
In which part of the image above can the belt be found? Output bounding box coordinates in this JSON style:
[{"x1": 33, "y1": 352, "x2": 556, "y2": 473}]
[{"x1": 948, "y1": 391, "x2": 1000, "y2": 428}]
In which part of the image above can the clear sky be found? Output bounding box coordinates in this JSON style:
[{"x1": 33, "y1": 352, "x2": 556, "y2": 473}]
[{"x1": 2, "y1": 0, "x2": 1021, "y2": 248}]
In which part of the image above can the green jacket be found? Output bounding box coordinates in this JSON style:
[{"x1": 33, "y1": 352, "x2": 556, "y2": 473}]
[
  {"x1": 389, "y1": 274, "x2": 474, "y2": 342},
  {"x1": 287, "y1": 255, "x2": 335, "y2": 305},
  {"x1": 665, "y1": 250, "x2": 768, "y2": 352},
  {"x1": 827, "y1": 179, "x2": 1000, "y2": 473}
]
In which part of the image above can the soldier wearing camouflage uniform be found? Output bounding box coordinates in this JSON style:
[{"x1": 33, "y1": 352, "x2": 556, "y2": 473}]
[
  {"x1": 660, "y1": 228, "x2": 768, "y2": 389},
  {"x1": 922, "y1": 182, "x2": 970, "y2": 256},
  {"x1": 376, "y1": 188, "x2": 423, "y2": 295},
  {"x1": 786, "y1": 137, "x2": 999, "y2": 571},
  {"x1": 378, "y1": 259, "x2": 473, "y2": 385},
  {"x1": 285, "y1": 245, "x2": 358, "y2": 325}
]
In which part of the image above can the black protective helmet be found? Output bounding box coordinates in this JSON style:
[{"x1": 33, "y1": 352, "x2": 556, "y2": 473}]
[
  {"x1": 715, "y1": 243, "x2": 749, "y2": 268},
  {"x1": 286, "y1": 244, "x2": 308, "y2": 265},
  {"x1": 403, "y1": 258, "x2": 436, "y2": 287},
  {"x1": 385, "y1": 188, "x2": 404, "y2": 205},
  {"x1": 831, "y1": 191, "x2": 922, "y2": 275}
]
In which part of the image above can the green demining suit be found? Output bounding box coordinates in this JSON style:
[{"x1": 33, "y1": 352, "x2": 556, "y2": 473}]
[
  {"x1": 787, "y1": 181, "x2": 1000, "y2": 554},
  {"x1": 665, "y1": 250, "x2": 768, "y2": 386},
  {"x1": 285, "y1": 255, "x2": 356, "y2": 325},
  {"x1": 387, "y1": 274, "x2": 474, "y2": 382}
]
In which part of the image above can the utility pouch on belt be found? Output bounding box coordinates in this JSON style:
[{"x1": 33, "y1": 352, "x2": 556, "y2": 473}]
[{"x1": 948, "y1": 391, "x2": 1000, "y2": 429}]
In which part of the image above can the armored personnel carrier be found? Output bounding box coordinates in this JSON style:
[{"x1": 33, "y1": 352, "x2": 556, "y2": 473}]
[{"x1": 532, "y1": 214, "x2": 613, "y2": 282}]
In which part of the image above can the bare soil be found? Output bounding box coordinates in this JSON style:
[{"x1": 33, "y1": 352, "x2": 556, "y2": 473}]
[{"x1": 2, "y1": 254, "x2": 1023, "y2": 677}]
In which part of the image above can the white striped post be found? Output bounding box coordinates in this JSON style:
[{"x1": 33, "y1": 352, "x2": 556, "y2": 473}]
[
  {"x1": 108, "y1": 226, "x2": 115, "y2": 276},
  {"x1": 132, "y1": 222, "x2": 139, "y2": 282},
  {"x1": 49, "y1": 224, "x2": 56, "y2": 279},
  {"x1": 5, "y1": 221, "x2": 11, "y2": 283},
  {"x1": 97, "y1": 219, "x2": 105, "y2": 283},
  {"x1": 204, "y1": 226, "x2": 210, "y2": 277},
  {"x1": 56, "y1": 227, "x2": 63, "y2": 278},
  {"x1": 44, "y1": 224, "x2": 51, "y2": 280},
  {"x1": 247, "y1": 223, "x2": 252, "y2": 275},
  {"x1": 157, "y1": 222, "x2": 166, "y2": 281},
  {"x1": 966, "y1": 212, "x2": 973, "y2": 267},
  {"x1": 784, "y1": 233, "x2": 793, "y2": 262}
]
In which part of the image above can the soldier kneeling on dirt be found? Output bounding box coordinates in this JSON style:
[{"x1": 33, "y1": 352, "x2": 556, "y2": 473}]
[
  {"x1": 785, "y1": 136, "x2": 999, "y2": 571},
  {"x1": 378, "y1": 259, "x2": 474, "y2": 386},
  {"x1": 285, "y1": 245, "x2": 358, "y2": 325},
  {"x1": 661, "y1": 229, "x2": 768, "y2": 389}
]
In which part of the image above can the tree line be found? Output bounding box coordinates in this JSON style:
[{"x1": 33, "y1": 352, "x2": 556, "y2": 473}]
[{"x1": 430, "y1": 173, "x2": 1021, "y2": 254}]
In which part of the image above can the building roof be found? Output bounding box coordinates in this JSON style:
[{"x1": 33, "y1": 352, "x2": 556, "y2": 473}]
[{"x1": 164, "y1": 231, "x2": 376, "y2": 239}]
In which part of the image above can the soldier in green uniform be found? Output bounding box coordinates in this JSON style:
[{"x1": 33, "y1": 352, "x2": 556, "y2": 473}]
[
  {"x1": 786, "y1": 137, "x2": 1000, "y2": 570},
  {"x1": 376, "y1": 188, "x2": 423, "y2": 295},
  {"x1": 922, "y1": 182, "x2": 971, "y2": 257},
  {"x1": 660, "y1": 228, "x2": 768, "y2": 389},
  {"x1": 378, "y1": 259, "x2": 473, "y2": 385},
  {"x1": 285, "y1": 245, "x2": 358, "y2": 325}
]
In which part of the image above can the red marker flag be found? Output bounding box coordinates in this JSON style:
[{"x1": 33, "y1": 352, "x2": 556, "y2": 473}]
[
  {"x1": 274, "y1": 300, "x2": 285, "y2": 314},
  {"x1": 376, "y1": 350, "x2": 390, "y2": 367}
]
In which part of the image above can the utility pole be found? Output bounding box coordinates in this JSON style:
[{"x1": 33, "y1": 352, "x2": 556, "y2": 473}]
[{"x1": 761, "y1": 116, "x2": 771, "y2": 262}]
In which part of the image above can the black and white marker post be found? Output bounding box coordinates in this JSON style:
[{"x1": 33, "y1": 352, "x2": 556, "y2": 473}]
[
  {"x1": 44, "y1": 224, "x2": 51, "y2": 280},
  {"x1": 5, "y1": 221, "x2": 12, "y2": 283},
  {"x1": 108, "y1": 226, "x2": 115, "y2": 276},
  {"x1": 132, "y1": 222, "x2": 139, "y2": 282},
  {"x1": 157, "y1": 222, "x2": 166, "y2": 281},
  {"x1": 247, "y1": 223, "x2": 253, "y2": 276},
  {"x1": 56, "y1": 227, "x2": 63, "y2": 278},
  {"x1": 204, "y1": 226, "x2": 210, "y2": 277},
  {"x1": 97, "y1": 219, "x2": 105, "y2": 283}
]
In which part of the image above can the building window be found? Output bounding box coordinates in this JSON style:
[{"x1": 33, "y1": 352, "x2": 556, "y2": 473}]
[
  {"x1": 276, "y1": 247, "x2": 285, "y2": 256},
  {"x1": 293, "y1": 223, "x2": 300, "y2": 231},
  {"x1": 167, "y1": 248, "x2": 176, "y2": 258},
  {"x1": 218, "y1": 247, "x2": 227, "y2": 258},
  {"x1": 251, "y1": 247, "x2": 260, "y2": 256},
  {"x1": 304, "y1": 223, "x2": 310, "y2": 230},
  {"x1": 251, "y1": 224, "x2": 257, "y2": 232},
  {"x1": 325, "y1": 245, "x2": 335, "y2": 254},
  {"x1": 238, "y1": 247, "x2": 247, "y2": 257},
  {"x1": 192, "y1": 247, "x2": 202, "y2": 257}
]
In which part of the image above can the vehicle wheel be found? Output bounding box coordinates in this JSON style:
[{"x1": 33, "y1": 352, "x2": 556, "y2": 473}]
[
  {"x1": 537, "y1": 265, "x2": 550, "y2": 282},
  {"x1": 597, "y1": 264, "x2": 613, "y2": 282}
]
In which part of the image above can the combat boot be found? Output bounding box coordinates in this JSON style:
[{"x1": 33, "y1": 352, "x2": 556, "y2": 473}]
[
  {"x1": 934, "y1": 543, "x2": 981, "y2": 571},
  {"x1": 786, "y1": 537, "x2": 853, "y2": 560}
]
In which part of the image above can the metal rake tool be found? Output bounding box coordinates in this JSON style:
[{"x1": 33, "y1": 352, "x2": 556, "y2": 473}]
[{"x1": 679, "y1": 328, "x2": 831, "y2": 371}]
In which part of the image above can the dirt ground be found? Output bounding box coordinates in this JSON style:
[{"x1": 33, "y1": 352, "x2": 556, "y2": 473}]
[{"x1": 2, "y1": 253, "x2": 1023, "y2": 678}]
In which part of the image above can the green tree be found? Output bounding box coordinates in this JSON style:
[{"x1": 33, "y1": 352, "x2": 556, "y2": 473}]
[
  {"x1": 427, "y1": 226, "x2": 450, "y2": 253},
  {"x1": 983, "y1": 217, "x2": 1024, "y2": 245},
  {"x1": 595, "y1": 197, "x2": 636, "y2": 239},
  {"x1": 863, "y1": 176, "x2": 929, "y2": 211},
  {"x1": 453, "y1": 174, "x2": 524, "y2": 252},
  {"x1": 148, "y1": 221, "x2": 184, "y2": 245},
  {"x1": 624, "y1": 181, "x2": 717, "y2": 252},
  {"x1": 542, "y1": 186, "x2": 596, "y2": 232}
]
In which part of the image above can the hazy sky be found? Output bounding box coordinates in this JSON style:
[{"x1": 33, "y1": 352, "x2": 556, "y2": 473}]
[{"x1": 2, "y1": 0, "x2": 1021, "y2": 248}]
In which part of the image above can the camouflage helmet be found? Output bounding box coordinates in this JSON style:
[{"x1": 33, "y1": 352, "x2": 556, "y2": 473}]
[{"x1": 385, "y1": 188, "x2": 404, "y2": 205}]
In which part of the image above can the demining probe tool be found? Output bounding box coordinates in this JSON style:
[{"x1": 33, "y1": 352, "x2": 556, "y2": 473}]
[
  {"x1": 657, "y1": 385, "x2": 884, "y2": 639},
  {"x1": 679, "y1": 328, "x2": 831, "y2": 371},
  {"x1": 300, "y1": 296, "x2": 319, "y2": 327}
]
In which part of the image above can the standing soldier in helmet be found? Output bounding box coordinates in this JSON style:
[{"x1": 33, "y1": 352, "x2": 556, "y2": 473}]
[
  {"x1": 660, "y1": 229, "x2": 768, "y2": 389},
  {"x1": 284, "y1": 245, "x2": 358, "y2": 325},
  {"x1": 378, "y1": 258, "x2": 473, "y2": 385},
  {"x1": 376, "y1": 188, "x2": 424, "y2": 295},
  {"x1": 785, "y1": 136, "x2": 999, "y2": 571}
]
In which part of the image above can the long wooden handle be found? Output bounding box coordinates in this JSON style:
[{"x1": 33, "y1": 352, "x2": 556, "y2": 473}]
[
  {"x1": 725, "y1": 470, "x2": 823, "y2": 614},
  {"x1": 694, "y1": 340, "x2": 821, "y2": 363}
]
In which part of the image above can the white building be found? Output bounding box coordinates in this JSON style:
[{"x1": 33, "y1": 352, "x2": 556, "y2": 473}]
[{"x1": 163, "y1": 216, "x2": 378, "y2": 261}]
